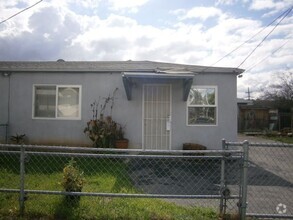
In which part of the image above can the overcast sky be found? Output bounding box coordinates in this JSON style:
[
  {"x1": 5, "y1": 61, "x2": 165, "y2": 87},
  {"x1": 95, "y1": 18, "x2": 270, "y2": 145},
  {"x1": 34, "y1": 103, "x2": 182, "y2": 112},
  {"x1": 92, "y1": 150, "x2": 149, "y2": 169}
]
[{"x1": 0, "y1": 0, "x2": 292, "y2": 98}]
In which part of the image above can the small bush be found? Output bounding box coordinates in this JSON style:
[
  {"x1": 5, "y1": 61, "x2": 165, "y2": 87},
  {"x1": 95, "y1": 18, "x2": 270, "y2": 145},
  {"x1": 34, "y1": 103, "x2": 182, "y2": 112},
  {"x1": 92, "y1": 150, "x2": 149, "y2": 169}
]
[{"x1": 61, "y1": 158, "x2": 85, "y2": 193}]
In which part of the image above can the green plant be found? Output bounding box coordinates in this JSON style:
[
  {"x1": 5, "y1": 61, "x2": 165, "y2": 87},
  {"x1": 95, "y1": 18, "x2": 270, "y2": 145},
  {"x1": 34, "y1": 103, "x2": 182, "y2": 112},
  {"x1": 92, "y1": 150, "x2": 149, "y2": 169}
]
[
  {"x1": 84, "y1": 88, "x2": 127, "y2": 148},
  {"x1": 84, "y1": 116, "x2": 118, "y2": 148},
  {"x1": 10, "y1": 133, "x2": 26, "y2": 144},
  {"x1": 61, "y1": 158, "x2": 85, "y2": 194}
]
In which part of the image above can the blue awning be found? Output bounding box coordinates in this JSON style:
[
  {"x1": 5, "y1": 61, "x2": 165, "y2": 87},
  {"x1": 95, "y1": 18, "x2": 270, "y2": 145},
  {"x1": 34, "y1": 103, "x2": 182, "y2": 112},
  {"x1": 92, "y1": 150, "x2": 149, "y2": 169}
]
[{"x1": 122, "y1": 72, "x2": 194, "y2": 101}]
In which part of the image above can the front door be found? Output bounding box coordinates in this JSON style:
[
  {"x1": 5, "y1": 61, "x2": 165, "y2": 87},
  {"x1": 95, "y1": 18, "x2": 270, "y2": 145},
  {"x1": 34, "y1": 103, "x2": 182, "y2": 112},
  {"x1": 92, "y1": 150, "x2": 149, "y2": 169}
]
[{"x1": 143, "y1": 84, "x2": 171, "y2": 150}]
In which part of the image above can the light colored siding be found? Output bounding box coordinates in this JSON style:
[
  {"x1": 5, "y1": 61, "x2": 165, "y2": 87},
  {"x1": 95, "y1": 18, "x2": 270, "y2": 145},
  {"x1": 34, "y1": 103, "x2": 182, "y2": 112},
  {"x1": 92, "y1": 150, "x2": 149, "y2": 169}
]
[{"x1": 5, "y1": 71, "x2": 237, "y2": 149}]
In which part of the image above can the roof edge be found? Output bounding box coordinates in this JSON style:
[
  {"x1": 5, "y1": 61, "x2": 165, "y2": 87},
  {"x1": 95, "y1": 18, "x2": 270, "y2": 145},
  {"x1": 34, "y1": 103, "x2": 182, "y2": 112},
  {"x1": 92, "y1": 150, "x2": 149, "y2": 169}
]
[{"x1": 0, "y1": 60, "x2": 245, "y2": 74}]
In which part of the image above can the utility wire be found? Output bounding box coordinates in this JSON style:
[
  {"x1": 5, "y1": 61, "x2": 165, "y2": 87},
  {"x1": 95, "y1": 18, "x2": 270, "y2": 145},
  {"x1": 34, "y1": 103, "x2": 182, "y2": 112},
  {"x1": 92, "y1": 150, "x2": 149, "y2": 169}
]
[
  {"x1": 0, "y1": 0, "x2": 43, "y2": 25},
  {"x1": 200, "y1": 6, "x2": 292, "y2": 72},
  {"x1": 245, "y1": 39, "x2": 290, "y2": 73},
  {"x1": 237, "y1": 6, "x2": 292, "y2": 69}
]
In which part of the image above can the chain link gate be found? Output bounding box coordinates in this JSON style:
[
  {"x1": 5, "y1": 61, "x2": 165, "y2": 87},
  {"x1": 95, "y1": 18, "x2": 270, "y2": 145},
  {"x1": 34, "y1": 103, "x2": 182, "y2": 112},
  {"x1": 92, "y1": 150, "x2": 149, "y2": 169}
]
[
  {"x1": 0, "y1": 144, "x2": 245, "y2": 219},
  {"x1": 226, "y1": 140, "x2": 293, "y2": 219}
]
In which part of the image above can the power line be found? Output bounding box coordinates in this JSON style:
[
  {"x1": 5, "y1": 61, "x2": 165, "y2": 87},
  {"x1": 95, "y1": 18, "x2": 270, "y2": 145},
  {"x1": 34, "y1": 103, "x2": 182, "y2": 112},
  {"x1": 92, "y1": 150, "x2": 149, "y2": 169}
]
[
  {"x1": 201, "y1": 6, "x2": 292, "y2": 73},
  {"x1": 237, "y1": 6, "x2": 292, "y2": 69},
  {"x1": 0, "y1": 0, "x2": 43, "y2": 25},
  {"x1": 245, "y1": 39, "x2": 290, "y2": 73}
]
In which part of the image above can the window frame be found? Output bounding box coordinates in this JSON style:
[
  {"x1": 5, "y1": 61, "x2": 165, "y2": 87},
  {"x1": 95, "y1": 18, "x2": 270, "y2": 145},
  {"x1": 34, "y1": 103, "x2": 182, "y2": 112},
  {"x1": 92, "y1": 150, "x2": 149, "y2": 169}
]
[
  {"x1": 186, "y1": 85, "x2": 218, "y2": 126},
  {"x1": 32, "y1": 84, "x2": 82, "y2": 120}
]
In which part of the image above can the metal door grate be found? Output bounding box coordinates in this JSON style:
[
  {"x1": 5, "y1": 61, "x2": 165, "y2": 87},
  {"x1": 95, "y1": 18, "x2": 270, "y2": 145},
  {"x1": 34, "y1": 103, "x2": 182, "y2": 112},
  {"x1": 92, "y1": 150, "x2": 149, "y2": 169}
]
[{"x1": 143, "y1": 84, "x2": 171, "y2": 150}]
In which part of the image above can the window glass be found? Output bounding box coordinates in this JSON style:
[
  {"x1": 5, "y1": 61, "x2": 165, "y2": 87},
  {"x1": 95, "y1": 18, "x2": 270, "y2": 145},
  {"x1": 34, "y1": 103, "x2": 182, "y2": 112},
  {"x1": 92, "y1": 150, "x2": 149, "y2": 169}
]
[
  {"x1": 187, "y1": 86, "x2": 217, "y2": 125},
  {"x1": 57, "y1": 87, "x2": 80, "y2": 118},
  {"x1": 34, "y1": 86, "x2": 56, "y2": 118},
  {"x1": 188, "y1": 88, "x2": 215, "y2": 105},
  {"x1": 188, "y1": 107, "x2": 216, "y2": 125},
  {"x1": 33, "y1": 85, "x2": 81, "y2": 119}
]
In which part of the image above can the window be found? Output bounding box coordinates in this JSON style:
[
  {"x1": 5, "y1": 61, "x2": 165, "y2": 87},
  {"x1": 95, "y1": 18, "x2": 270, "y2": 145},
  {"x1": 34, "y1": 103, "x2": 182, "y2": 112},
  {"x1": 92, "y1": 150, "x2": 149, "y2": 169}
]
[
  {"x1": 33, "y1": 85, "x2": 81, "y2": 119},
  {"x1": 187, "y1": 86, "x2": 217, "y2": 125}
]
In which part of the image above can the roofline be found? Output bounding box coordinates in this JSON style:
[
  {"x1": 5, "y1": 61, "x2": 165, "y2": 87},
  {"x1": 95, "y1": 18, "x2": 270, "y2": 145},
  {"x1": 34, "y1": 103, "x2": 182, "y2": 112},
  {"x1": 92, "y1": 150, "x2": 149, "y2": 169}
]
[{"x1": 0, "y1": 60, "x2": 245, "y2": 75}]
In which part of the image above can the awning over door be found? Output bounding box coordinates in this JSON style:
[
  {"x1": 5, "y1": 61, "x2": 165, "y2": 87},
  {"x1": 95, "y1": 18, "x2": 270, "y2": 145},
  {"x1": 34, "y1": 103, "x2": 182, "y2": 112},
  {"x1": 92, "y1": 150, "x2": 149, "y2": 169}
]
[{"x1": 122, "y1": 72, "x2": 194, "y2": 101}]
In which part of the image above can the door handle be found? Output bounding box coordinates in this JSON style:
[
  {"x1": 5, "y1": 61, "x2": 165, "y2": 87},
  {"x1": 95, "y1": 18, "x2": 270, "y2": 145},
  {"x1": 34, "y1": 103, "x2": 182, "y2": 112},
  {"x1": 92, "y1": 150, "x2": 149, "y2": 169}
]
[{"x1": 166, "y1": 115, "x2": 171, "y2": 131}]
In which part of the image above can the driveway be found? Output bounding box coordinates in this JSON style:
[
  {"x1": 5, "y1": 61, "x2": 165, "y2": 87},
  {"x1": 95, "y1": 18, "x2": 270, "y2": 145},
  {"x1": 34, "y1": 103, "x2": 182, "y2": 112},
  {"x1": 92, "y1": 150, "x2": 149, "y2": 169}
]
[
  {"x1": 237, "y1": 133, "x2": 281, "y2": 143},
  {"x1": 128, "y1": 151, "x2": 242, "y2": 210},
  {"x1": 128, "y1": 134, "x2": 293, "y2": 216},
  {"x1": 237, "y1": 134, "x2": 293, "y2": 216}
]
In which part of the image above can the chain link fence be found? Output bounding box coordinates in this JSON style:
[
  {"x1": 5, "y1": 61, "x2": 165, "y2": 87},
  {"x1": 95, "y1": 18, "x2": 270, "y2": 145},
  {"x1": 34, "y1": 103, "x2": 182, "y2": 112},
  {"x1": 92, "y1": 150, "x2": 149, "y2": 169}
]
[
  {"x1": 0, "y1": 144, "x2": 244, "y2": 219},
  {"x1": 0, "y1": 124, "x2": 8, "y2": 143},
  {"x1": 226, "y1": 141, "x2": 293, "y2": 219}
]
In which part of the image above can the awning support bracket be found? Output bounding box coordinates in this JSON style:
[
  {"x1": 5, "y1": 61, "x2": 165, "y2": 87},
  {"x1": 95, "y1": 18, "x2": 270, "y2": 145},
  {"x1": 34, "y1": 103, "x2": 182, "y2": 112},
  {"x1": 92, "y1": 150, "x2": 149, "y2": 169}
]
[
  {"x1": 122, "y1": 76, "x2": 132, "y2": 100},
  {"x1": 183, "y1": 78, "x2": 193, "y2": 101}
]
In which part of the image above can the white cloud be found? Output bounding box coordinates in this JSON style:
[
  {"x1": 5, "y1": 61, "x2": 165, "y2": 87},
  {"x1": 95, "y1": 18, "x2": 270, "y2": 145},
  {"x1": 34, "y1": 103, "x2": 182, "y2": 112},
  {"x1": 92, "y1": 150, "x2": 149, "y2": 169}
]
[
  {"x1": 178, "y1": 7, "x2": 224, "y2": 21},
  {"x1": 29, "y1": 7, "x2": 61, "y2": 34},
  {"x1": 108, "y1": 0, "x2": 149, "y2": 13},
  {"x1": 72, "y1": 0, "x2": 101, "y2": 9},
  {"x1": 249, "y1": 0, "x2": 292, "y2": 17},
  {"x1": 104, "y1": 14, "x2": 137, "y2": 27}
]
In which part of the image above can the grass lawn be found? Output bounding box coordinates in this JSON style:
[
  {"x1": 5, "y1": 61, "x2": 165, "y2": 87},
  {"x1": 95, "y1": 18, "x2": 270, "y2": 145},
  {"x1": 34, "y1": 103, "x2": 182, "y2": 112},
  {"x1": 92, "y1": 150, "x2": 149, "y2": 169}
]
[{"x1": 0, "y1": 153, "x2": 218, "y2": 219}]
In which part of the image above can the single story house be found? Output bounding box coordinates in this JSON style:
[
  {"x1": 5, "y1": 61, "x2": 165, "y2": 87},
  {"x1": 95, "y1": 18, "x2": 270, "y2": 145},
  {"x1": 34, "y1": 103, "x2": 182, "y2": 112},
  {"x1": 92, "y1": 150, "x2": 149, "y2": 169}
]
[{"x1": 0, "y1": 61, "x2": 244, "y2": 150}]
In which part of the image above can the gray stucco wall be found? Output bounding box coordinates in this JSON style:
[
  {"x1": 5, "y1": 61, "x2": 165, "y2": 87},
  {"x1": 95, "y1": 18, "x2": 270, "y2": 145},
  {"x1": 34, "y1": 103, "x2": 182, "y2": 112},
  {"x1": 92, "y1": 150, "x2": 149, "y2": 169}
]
[
  {"x1": 0, "y1": 75, "x2": 9, "y2": 142},
  {"x1": 5, "y1": 72, "x2": 142, "y2": 147},
  {"x1": 2, "y1": 71, "x2": 237, "y2": 149},
  {"x1": 171, "y1": 73, "x2": 237, "y2": 149}
]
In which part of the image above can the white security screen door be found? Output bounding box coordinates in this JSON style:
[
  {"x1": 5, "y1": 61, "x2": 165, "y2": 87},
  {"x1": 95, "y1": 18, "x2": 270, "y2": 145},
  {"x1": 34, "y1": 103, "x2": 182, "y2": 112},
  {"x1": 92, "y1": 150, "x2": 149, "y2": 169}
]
[{"x1": 143, "y1": 84, "x2": 171, "y2": 150}]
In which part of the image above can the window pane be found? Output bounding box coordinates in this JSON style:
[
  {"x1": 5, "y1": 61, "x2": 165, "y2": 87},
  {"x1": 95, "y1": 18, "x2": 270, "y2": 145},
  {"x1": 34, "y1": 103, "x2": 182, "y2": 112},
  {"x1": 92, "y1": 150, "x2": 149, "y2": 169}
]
[
  {"x1": 57, "y1": 87, "x2": 80, "y2": 118},
  {"x1": 34, "y1": 86, "x2": 56, "y2": 118},
  {"x1": 188, "y1": 88, "x2": 215, "y2": 105},
  {"x1": 188, "y1": 107, "x2": 216, "y2": 125}
]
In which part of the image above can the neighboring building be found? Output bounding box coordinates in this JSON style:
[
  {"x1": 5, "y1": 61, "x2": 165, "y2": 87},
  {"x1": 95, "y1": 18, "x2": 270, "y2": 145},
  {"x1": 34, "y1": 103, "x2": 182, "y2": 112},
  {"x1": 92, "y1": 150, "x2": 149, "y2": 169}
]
[
  {"x1": 238, "y1": 105, "x2": 270, "y2": 132},
  {"x1": 237, "y1": 99, "x2": 293, "y2": 133},
  {"x1": 0, "y1": 61, "x2": 244, "y2": 149}
]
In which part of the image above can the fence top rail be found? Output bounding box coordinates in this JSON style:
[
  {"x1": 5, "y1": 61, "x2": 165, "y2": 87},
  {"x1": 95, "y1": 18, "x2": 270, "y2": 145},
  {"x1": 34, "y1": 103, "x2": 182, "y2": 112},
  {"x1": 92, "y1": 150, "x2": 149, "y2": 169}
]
[
  {"x1": 226, "y1": 141, "x2": 293, "y2": 148},
  {"x1": 248, "y1": 142, "x2": 293, "y2": 147},
  {"x1": 19, "y1": 151, "x2": 242, "y2": 159},
  {"x1": 0, "y1": 144, "x2": 243, "y2": 154}
]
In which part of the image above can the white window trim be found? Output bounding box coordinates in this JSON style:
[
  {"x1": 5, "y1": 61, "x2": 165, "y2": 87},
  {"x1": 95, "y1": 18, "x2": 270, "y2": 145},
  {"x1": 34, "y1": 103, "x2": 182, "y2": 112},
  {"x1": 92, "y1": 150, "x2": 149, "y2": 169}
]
[
  {"x1": 32, "y1": 84, "x2": 82, "y2": 120},
  {"x1": 186, "y1": 85, "x2": 218, "y2": 126}
]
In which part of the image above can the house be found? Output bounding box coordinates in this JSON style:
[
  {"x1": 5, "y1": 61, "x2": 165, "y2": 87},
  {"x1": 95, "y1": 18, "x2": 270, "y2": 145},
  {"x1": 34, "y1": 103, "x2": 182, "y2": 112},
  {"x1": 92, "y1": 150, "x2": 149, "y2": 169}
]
[{"x1": 0, "y1": 61, "x2": 244, "y2": 149}]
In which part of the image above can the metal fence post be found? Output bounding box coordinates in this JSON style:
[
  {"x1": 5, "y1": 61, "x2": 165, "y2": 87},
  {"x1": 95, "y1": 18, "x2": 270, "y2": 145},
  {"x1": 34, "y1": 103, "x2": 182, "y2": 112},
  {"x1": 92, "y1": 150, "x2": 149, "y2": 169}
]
[
  {"x1": 240, "y1": 140, "x2": 249, "y2": 220},
  {"x1": 19, "y1": 145, "x2": 25, "y2": 216},
  {"x1": 219, "y1": 139, "x2": 227, "y2": 215}
]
